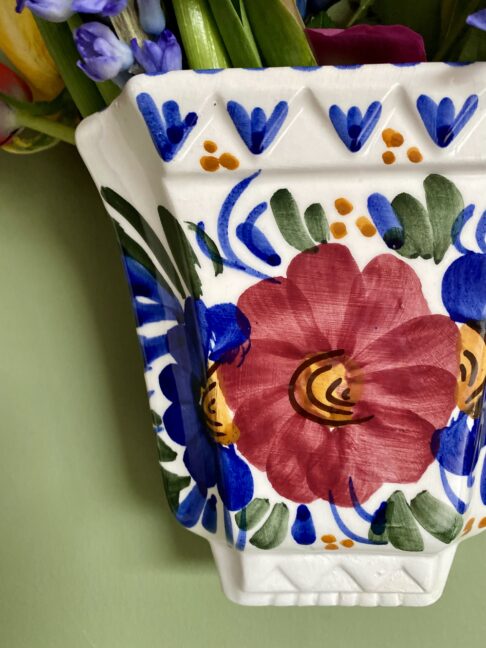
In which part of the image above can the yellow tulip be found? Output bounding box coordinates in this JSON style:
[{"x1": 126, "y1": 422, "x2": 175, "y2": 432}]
[{"x1": 0, "y1": 1, "x2": 63, "y2": 100}]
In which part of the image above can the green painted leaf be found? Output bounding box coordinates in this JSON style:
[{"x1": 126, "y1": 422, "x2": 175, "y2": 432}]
[
  {"x1": 101, "y1": 188, "x2": 186, "y2": 299},
  {"x1": 386, "y1": 491, "x2": 424, "y2": 552},
  {"x1": 424, "y1": 174, "x2": 464, "y2": 263},
  {"x1": 249, "y1": 503, "x2": 289, "y2": 549},
  {"x1": 161, "y1": 468, "x2": 191, "y2": 514},
  {"x1": 186, "y1": 222, "x2": 224, "y2": 276},
  {"x1": 158, "y1": 206, "x2": 203, "y2": 299},
  {"x1": 270, "y1": 189, "x2": 317, "y2": 252},
  {"x1": 306, "y1": 11, "x2": 335, "y2": 27},
  {"x1": 151, "y1": 410, "x2": 162, "y2": 427},
  {"x1": 392, "y1": 193, "x2": 434, "y2": 260},
  {"x1": 304, "y1": 203, "x2": 330, "y2": 243},
  {"x1": 208, "y1": 0, "x2": 262, "y2": 67},
  {"x1": 235, "y1": 498, "x2": 270, "y2": 530},
  {"x1": 410, "y1": 491, "x2": 463, "y2": 544},
  {"x1": 156, "y1": 436, "x2": 177, "y2": 463}
]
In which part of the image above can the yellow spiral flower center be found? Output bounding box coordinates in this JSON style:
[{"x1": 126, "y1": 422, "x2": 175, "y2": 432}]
[{"x1": 201, "y1": 369, "x2": 240, "y2": 444}]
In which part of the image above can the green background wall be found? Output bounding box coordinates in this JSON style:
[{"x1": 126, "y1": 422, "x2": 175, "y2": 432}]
[{"x1": 1, "y1": 145, "x2": 485, "y2": 648}]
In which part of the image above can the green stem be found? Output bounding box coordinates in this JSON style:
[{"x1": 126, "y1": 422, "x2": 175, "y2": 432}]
[
  {"x1": 433, "y1": 0, "x2": 478, "y2": 61},
  {"x1": 34, "y1": 17, "x2": 105, "y2": 118},
  {"x1": 346, "y1": 0, "x2": 375, "y2": 27},
  {"x1": 14, "y1": 111, "x2": 76, "y2": 145},
  {"x1": 97, "y1": 81, "x2": 122, "y2": 104}
]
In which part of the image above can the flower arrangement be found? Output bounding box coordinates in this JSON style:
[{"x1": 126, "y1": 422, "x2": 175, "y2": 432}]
[{"x1": 1, "y1": 0, "x2": 486, "y2": 153}]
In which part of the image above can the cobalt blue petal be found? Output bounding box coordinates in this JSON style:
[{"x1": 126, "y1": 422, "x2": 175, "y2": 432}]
[
  {"x1": 436, "y1": 97, "x2": 455, "y2": 147},
  {"x1": 227, "y1": 101, "x2": 252, "y2": 150},
  {"x1": 291, "y1": 505, "x2": 316, "y2": 545},
  {"x1": 139, "y1": 334, "x2": 169, "y2": 365},
  {"x1": 452, "y1": 95, "x2": 479, "y2": 142},
  {"x1": 452, "y1": 204, "x2": 476, "y2": 255},
  {"x1": 216, "y1": 445, "x2": 253, "y2": 511},
  {"x1": 227, "y1": 100, "x2": 288, "y2": 154},
  {"x1": 481, "y1": 455, "x2": 486, "y2": 504},
  {"x1": 417, "y1": 94, "x2": 439, "y2": 144},
  {"x1": 476, "y1": 210, "x2": 486, "y2": 253},
  {"x1": 260, "y1": 101, "x2": 289, "y2": 152},
  {"x1": 357, "y1": 101, "x2": 382, "y2": 150},
  {"x1": 176, "y1": 484, "x2": 206, "y2": 527},
  {"x1": 329, "y1": 105, "x2": 350, "y2": 148},
  {"x1": 124, "y1": 256, "x2": 183, "y2": 321},
  {"x1": 205, "y1": 303, "x2": 251, "y2": 363},
  {"x1": 183, "y1": 428, "x2": 218, "y2": 493},
  {"x1": 432, "y1": 412, "x2": 484, "y2": 476},
  {"x1": 347, "y1": 106, "x2": 363, "y2": 139},
  {"x1": 162, "y1": 402, "x2": 193, "y2": 445},
  {"x1": 417, "y1": 94, "x2": 478, "y2": 148},
  {"x1": 367, "y1": 193, "x2": 404, "y2": 250},
  {"x1": 442, "y1": 253, "x2": 486, "y2": 322},
  {"x1": 330, "y1": 102, "x2": 381, "y2": 152},
  {"x1": 236, "y1": 221, "x2": 281, "y2": 267},
  {"x1": 201, "y1": 494, "x2": 218, "y2": 533}
]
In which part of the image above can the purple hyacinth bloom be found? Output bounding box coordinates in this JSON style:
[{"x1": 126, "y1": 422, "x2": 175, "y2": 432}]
[
  {"x1": 74, "y1": 22, "x2": 134, "y2": 82},
  {"x1": 467, "y1": 9, "x2": 486, "y2": 31},
  {"x1": 131, "y1": 29, "x2": 182, "y2": 75},
  {"x1": 15, "y1": 0, "x2": 73, "y2": 21},
  {"x1": 72, "y1": 0, "x2": 128, "y2": 17},
  {"x1": 137, "y1": 0, "x2": 165, "y2": 36}
]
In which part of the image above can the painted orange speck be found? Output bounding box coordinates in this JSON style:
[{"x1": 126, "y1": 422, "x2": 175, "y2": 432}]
[
  {"x1": 200, "y1": 156, "x2": 220, "y2": 172},
  {"x1": 356, "y1": 216, "x2": 377, "y2": 237},
  {"x1": 330, "y1": 222, "x2": 347, "y2": 239},
  {"x1": 219, "y1": 152, "x2": 240, "y2": 170},
  {"x1": 324, "y1": 543, "x2": 339, "y2": 551},
  {"x1": 407, "y1": 147, "x2": 423, "y2": 164},
  {"x1": 204, "y1": 140, "x2": 218, "y2": 153},
  {"x1": 340, "y1": 539, "x2": 354, "y2": 548},
  {"x1": 479, "y1": 517, "x2": 486, "y2": 528},
  {"x1": 382, "y1": 151, "x2": 396, "y2": 165},
  {"x1": 462, "y1": 518, "x2": 475, "y2": 535},
  {"x1": 321, "y1": 534, "x2": 336, "y2": 543},
  {"x1": 334, "y1": 198, "x2": 353, "y2": 215},
  {"x1": 382, "y1": 128, "x2": 404, "y2": 147}
]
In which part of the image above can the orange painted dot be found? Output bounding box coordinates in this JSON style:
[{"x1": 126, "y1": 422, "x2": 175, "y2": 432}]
[
  {"x1": 462, "y1": 518, "x2": 475, "y2": 535},
  {"x1": 200, "y1": 156, "x2": 220, "y2": 172},
  {"x1": 407, "y1": 147, "x2": 423, "y2": 164},
  {"x1": 382, "y1": 151, "x2": 396, "y2": 165},
  {"x1": 356, "y1": 216, "x2": 377, "y2": 237},
  {"x1": 382, "y1": 128, "x2": 404, "y2": 148},
  {"x1": 330, "y1": 222, "x2": 347, "y2": 239},
  {"x1": 479, "y1": 517, "x2": 486, "y2": 528},
  {"x1": 219, "y1": 152, "x2": 240, "y2": 170},
  {"x1": 321, "y1": 534, "x2": 336, "y2": 544},
  {"x1": 324, "y1": 543, "x2": 339, "y2": 551},
  {"x1": 335, "y1": 198, "x2": 353, "y2": 215},
  {"x1": 204, "y1": 140, "x2": 218, "y2": 153},
  {"x1": 341, "y1": 539, "x2": 354, "y2": 548}
]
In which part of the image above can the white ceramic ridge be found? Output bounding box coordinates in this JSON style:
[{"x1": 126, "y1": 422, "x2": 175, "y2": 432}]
[{"x1": 76, "y1": 63, "x2": 486, "y2": 607}]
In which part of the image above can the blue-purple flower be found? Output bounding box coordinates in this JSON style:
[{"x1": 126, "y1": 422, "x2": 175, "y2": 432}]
[
  {"x1": 74, "y1": 22, "x2": 133, "y2": 82},
  {"x1": 72, "y1": 0, "x2": 127, "y2": 16},
  {"x1": 131, "y1": 29, "x2": 182, "y2": 75},
  {"x1": 15, "y1": 0, "x2": 73, "y2": 22},
  {"x1": 137, "y1": 0, "x2": 165, "y2": 36},
  {"x1": 467, "y1": 9, "x2": 486, "y2": 31}
]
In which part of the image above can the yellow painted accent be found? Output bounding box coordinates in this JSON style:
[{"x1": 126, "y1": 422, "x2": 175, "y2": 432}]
[
  {"x1": 321, "y1": 534, "x2": 336, "y2": 543},
  {"x1": 382, "y1": 128, "x2": 404, "y2": 147},
  {"x1": 479, "y1": 517, "x2": 486, "y2": 529},
  {"x1": 219, "y1": 152, "x2": 240, "y2": 170},
  {"x1": 200, "y1": 156, "x2": 220, "y2": 172},
  {"x1": 201, "y1": 369, "x2": 239, "y2": 444},
  {"x1": 330, "y1": 222, "x2": 347, "y2": 239},
  {"x1": 456, "y1": 325, "x2": 486, "y2": 418},
  {"x1": 382, "y1": 151, "x2": 396, "y2": 165},
  {"x1": 334, "y1": 198, "x2": 353, "y2": 215},
  {"x1": 0, "y1": 2, "x2": 63, "y2": 100},
  {"x1": 407, "y1": 147, "x2": 423, "y2": 163},
  {"x1": 356, "y1": 216, "x2": 376, "y2": 238},
  {"x1": 462, "y1": 518, "x2": 475, "y2": 535},
  {"x1": 203, "y1": 140, "x2": 218, "y2": 153},
  {"x1": 324, "y1": 543, "x2": 339, "y2": 551},
  {"x1": 340, "y1": 539, "x2": 354, "y2": 548}
]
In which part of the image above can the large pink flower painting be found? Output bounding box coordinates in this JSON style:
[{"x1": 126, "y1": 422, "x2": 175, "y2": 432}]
[{"x1": 218, "y1": 244, "x2": 460, "y2": 507}]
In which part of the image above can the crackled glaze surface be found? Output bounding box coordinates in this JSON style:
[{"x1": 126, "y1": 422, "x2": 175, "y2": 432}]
[{"x1": 77, "y1": 64, "x2": 486, "y2": 606}]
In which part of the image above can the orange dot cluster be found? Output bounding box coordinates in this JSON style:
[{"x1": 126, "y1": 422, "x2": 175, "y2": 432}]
[
  {"x1": 200, "y1": 140, "x2": 240, "y2": 172},
  {"x1": 381, "y1": 128, "x2": 423, "y2": 165},
  {"x1": 321, "y1": 534, "x2": 355, "y2": 550},
  {"x1": 331, "y1": 198, "x2": 377, "y2": 240}
]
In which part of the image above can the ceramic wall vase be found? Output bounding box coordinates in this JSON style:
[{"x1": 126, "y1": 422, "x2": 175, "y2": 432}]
[{"x1": 77, "y1": 63, "x2": 486, "y2": 607}]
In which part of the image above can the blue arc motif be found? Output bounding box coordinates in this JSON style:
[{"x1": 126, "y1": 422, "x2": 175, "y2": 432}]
[
  {"x1": 417, "y1": 94, "x2": 479, "y2": 148},
  {"x1": 227, "y1": 100, "x2": 289, "y2": 154},
  {"x1": 329, "y1": 101, "x2": 382, "y2": 152}
]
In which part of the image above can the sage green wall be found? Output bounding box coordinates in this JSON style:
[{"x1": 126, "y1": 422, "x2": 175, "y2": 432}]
[{"x1": 0, "y1": 146, "x2": 485, "y2": 648}]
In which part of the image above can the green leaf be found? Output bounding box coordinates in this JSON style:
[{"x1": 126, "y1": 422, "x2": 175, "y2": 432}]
[
  {"x1": 392, "y1": 193, "x2": 434, "y2": 260},
  {"x1": 1, "y1": 128, "x2": 59, "y2": 155},
  {"x1": 172, "y1": 0, "x2": 231, "y2": 69},
  {"x1": 101, "y1": 188, "x2": 186, "y2": 299},
  {"x1": 304, "y1": 203, "x2": 330, "y2": 243},
  {"x1": 306, "y1": 11, "x2": 335, "y2": 28},
  {"x1": 346, "y1": 0, "x2": 377, "y2": 27},
  {"x1": 270, "y1": 189, "x2": 317, "y2": 252},
  {"x1": 0, "y1": 89, "x2": 73, "y2": 117},
  {"x1": 436, "y1": 0, "x2": 479, "y2": 61},
  {"x1": 244, "y1": 0, "x2": 317, "y2": 66},
  {"x1": 161, "y1": 468, "x2": 191, "y2": 514},
  {"x1": 410, "y1": 491, "x2": 463, "y2": 544},
  {"x1": 186, "y1": 222, "x2": 224, "y2": 276},
  {"x1": 207, "y1": 0, "x2": 262, "y2": 67},
  {"x1": 250, "y1": 503, "x2": 289, "y2": 549},
  {"x1": 424, "y1": 174, "x2": 464, "y2": 263},
  {"x1": 458, "y1": 27, "x2": 486, "y2": 62},
  {"x1": 151, "y1": 410, "x2": 162, "y2": 427},
  {"x1": 235, "y1": 498, "x2": 270, "y2": 530},
  {"x1": 386, "y1": 491, "x2": 424, "y2": 552},
  {"x1": 158, "y1": 207, "x2": 203, "y2": 298},
  {"x1": 156, "y1": 436, "x2": 177, "y2": 463}
]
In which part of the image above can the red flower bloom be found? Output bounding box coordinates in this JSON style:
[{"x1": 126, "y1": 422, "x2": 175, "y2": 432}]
[
  {"x1": 218, "y1": 245, "x2": 459, "y2": 507},
  {"x1": 0, "y1": 62, "x2": 32, "y2": 146}
]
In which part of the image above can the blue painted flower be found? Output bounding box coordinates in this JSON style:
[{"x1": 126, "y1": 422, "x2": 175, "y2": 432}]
[
  {"x1": 291, "y1": 505, "x2": 316, "y2": 545},
  {"x1": 432, "y1": 411, "x2": 485, "y2": 476},
  {"x1": 227, "y1": 100, "x2": 289, "y2": 155},
  {"x1": 136, "y1": 0, "x2": 166, "y2": 36},
  {"x1": 442, "y1": 253, "x2": 486, "y2": 323},
  {"x1": 16, "y1": 0, "x2": 73, "y2": 21},
  {"x1": 71, "y1": 0, "x2": 127, "y2": 16},
  {"x1": 137, "y1": 93, "x2": 198, "y2": 162},
  {"x1": 417, "y1": 94, "x2": 479, "y2": 148},
  {"x1": 329, "y1": 101, "x2": 382, "y2": 152},
  {"x1": 74, "y1": 22, "x2": 133, "y2": 82},
  {"x1": 131, "y1": 30, "x2": 182, "y2": 75},
  {"x1": 467, "y1": 9, "x2": 486, "y2": 31}
]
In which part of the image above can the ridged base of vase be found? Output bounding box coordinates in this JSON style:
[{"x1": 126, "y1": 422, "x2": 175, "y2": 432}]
[{"x1": 211, "y1": 543, "x2": 457, "y2": 607}]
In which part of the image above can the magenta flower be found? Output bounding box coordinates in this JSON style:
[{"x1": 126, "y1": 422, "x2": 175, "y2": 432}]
[{"x1": 306, "y1": 25, "x2": 427, "y2": 66}]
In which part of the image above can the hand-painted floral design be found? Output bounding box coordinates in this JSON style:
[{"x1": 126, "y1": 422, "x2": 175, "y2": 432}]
[
  {"x1": 416, "y1": 94, "x2": 479, "y2": 148},
  {"x1": 219, "y1": 244, "x2": 460, "y2": 507},
  {"x1": 329, "y1": 101, "x2": 382, "y2": 152}
]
